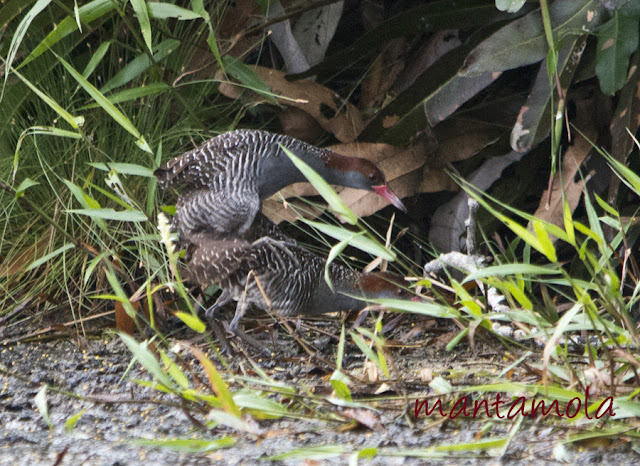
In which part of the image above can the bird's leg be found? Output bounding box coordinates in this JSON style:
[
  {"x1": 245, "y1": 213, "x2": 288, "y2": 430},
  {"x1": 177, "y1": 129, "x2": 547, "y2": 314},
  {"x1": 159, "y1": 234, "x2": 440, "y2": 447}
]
[
  {"x1": 229, "y1": 271, "x2": 272, "y2": 355},
  {"x1": 251, "y1": 236, "x2": 300, "y2": 268},
  {"x1": 204, "y1": 289, "x2": 232, "y2": 322}
]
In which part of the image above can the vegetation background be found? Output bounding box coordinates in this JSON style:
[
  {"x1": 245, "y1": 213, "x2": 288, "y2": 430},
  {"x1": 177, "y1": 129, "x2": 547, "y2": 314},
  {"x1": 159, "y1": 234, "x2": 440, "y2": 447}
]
[{"x1": 2, "y1": 0, "x2": 640, "y2": 462}]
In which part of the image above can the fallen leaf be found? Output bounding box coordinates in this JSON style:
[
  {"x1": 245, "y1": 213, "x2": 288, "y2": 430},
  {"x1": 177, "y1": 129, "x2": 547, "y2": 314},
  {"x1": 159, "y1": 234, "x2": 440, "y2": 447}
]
[
  {"x1": 218, "y1": 65, "x2": 364, "y2": 142},
  {"x1": 343, "y1": 409, "x2": 383, "y2": 431}
]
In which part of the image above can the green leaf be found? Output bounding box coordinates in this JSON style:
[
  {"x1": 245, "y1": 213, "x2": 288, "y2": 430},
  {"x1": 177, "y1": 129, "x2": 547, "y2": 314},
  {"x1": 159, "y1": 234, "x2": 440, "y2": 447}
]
[
  {"x1": 10, "y1": 68, "x2": 81, "y2": 129},
  {"x1": 81, "y1": 83, "x2": 171, "y2": 109},
  {"x1": 148, "y1": 3, "x2": 201, "y2": 19},
  {"x1": 132, "y1": 438, "x2": 235, "y2": 452},
  {"x1": 56, "y1": 53, "x2": 152, "y2": 153},
  {"x1": 302, "y1": 220, "x2": 395, "y2": 260},
  {"x1": 130, "y1": 0, "x2": 152, "y2": 51},
  {"x1": 189, "y1": 346, "x2": 241, "y2": 418},
  {"x1": 64, "y1": 409, "x2": 86, "y2": 432},
  {"x1": 365, "y1": 297, "x2": 459, "y2": 318},
  {"x1": 174, "y1": 311, "x2": 206, "y2": 333},
  {"x1": 3, "y1": 0, "x2": 52, "y2": 94},
  {"x1": 82, "y1": 41, "x2": 112, "y2": 78},
  {"x1": 21, "y1": 0, "x2": 116, "y2": 67},
  {"x1": 68, "y1": 208, "x2": 147, "y2": 222},
  {"x1": 223, "y1": 55, "x2": 278, "y2": 104},
  {"x1": 324, "y1": 234, "x2": 360, "y2": 291},
  {"x1": 118, "y1": 333, "x2": 175, "y2": 389},
  {"x1": 495, "y1": 0, "x2": 526, "y2": 13},
  {"x1": 26, "y1": 242, "x2": 75, "y2": 271},
  {"x1": 100, "y1": 39, "x2": 179, "y2": 94},
  {"x1": 596, "y1": 11, "x2": 639, "y2": 95},
  {"x1": 88, "y1": 162, "x2": 155, "y2": 177},
  {"x1": 268, "y1": 445, "x2": 344, "y2": 461},
  {"x1": 532, "y1": 220, "x2": 558, "y2": 262},
  {"x1": 464, "y1": 263, "x2": 561, "y2": 282},
  {"x1": 462, "y1": 0, "x2": 604, "y2": 76},
  {"x1": 14, "y1": 178, "x2": 39, "y2": 198}
]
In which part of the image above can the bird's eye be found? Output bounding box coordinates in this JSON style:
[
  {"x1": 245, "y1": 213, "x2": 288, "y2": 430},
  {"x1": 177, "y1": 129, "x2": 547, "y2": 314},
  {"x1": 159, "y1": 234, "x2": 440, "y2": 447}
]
[
  {"x1": 368, "y1": 172, "x2": 375, "y2": 180},
  {"x1": 396, "y1": 288, "x2": 405, "y2": 296}
]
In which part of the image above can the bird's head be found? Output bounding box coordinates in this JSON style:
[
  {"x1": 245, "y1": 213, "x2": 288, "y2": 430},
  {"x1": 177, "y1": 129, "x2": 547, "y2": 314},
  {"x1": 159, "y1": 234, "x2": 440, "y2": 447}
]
[{"x1": 322, "y1": 151, "x2": 407, "y2": 213}]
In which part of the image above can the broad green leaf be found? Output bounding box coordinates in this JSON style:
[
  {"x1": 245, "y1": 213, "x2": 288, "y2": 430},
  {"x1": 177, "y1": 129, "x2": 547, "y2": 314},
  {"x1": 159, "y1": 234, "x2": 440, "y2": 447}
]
[
  {"x1": 148, "y1": 3, "x2": 201, "y2": 19},
  {"x1": 365, "y1": 297, "x2": 459, "y2": 318},
  {"x1": 302, "y1": 220, "x2": 395, "y2": 260},
  {"x1": 596, "y1": 11, "x2": 639, "y2": 95},
  {"x1": 462, "y1": 0, "x2": 604, "y2": 76},
  {"x1": 21, "y1": 0, "x2": 116, "y2": 67},
  {"x1": 81, "y1": 83, "x2": 171, "y2": 109},
  {"x1": 464, "y1": 263, "x2": 561, "y2": 283},
  {"x1": 56, "y1": 54, "x2": 152, "y2": 153},
  {"x1": 88, "y1": 162, "x2": 155, "y2": 177},
  {"x1": 496, "y1": 0, "x2": 526, "y2": 13},
  {"x1": 160, "y1": 351, "x2": 190, "y2": 389},
  {"x1": 130, "y1": 0, "x2": 152, "y2": 51},
  {"x1": 132, "y1": 438, "x2": 235, "y2": 452},
  {"x1": 68, "y1": 208, "x2": 148, "y2": 222},
  {"x1": 3, "y1": 0, "x2": 52, "y2": 94},
  {"x1": 118, "y1": 333, "x2": 175, "y2": 389},
  {"x1": 291, "y1": 0, "x2": 519, "y2": 80},
  {"x1": 174, "y1": 311, "x2": 206, "y2": 333},
  {"x1": 532, "y1": 220, "x2": 558, "y2": 262},
  {"x1": 14, "y1": 178, "x2": 39, "y2": 198},
  {"x1": 100, "y1": 39, "x2": 179, "y2": 94},
  {"x1": 223, "y1": 55, "x2": 278, "y2": 104},
  {"x1": 26, "y1": 242, "x2": 75, "y2": 271}
]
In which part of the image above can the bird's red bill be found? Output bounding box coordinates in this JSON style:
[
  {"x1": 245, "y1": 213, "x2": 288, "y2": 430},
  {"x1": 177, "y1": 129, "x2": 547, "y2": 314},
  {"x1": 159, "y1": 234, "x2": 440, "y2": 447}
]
[{"x1": 374, "y1": 185, "x2": 407, "y2": 213}]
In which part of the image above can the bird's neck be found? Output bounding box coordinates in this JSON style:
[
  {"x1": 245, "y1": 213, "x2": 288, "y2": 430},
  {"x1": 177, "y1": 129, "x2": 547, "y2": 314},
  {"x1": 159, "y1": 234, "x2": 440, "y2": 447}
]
[{"x1": 256, "y1": 144, "x2": 347, "y2": 197}]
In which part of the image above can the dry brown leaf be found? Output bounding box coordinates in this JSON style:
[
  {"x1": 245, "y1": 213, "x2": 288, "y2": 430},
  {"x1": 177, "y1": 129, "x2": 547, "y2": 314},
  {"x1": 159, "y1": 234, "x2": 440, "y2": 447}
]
[
  {"x1": 261, "y1": 142, "x2": 427, "y2": 223},
  {"x1": 0, "y1": 235, "x2": 49, "y2": 278},
  {"x1": 278, "y1": 106, "x2": 324, "y2": 142},
  {"x1": 431, "y1": 119, "x2": 503, "y2": 166},
  {"x1": 359, "y1": 38, "x2": 407, "y2": 113},
  {"x1": 218, "y1": 65, "x2": 364, "y2": 142},
  {"x1": 343, "y1": 409, "x2": 383, "y2": 431}
]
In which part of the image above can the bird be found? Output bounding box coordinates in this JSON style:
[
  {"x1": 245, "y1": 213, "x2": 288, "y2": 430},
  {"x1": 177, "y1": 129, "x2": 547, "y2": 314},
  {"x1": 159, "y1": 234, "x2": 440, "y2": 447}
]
[
  {"x1": 183, "y1": 218, "x2": 409, "y2": 352},
  {"x1": 154, "y1": 129, "x2": 406, "y2": 244}
]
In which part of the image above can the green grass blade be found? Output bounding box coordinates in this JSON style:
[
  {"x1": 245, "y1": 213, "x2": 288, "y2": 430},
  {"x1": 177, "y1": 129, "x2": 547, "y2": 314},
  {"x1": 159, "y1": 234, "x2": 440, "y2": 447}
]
[
  {"x1": 88, "y1": 162, "x2": 155, "y2": 177},
  {"x1": 130, "y1": 0, "x2": 152, "y2": 51},
  {"x1": 282, "y1": 146, "x2": 358, "y2": 224},
  {"x1": 148, "y1": 3, "x2": 202, "y2": 19},
  {"x1": 55, "y1": 53, "x2": 152, "y2": 153},
  {"x1": 26, "y1": 242, "x2": 75, "y2": 271},
  {"x1": 100, "y1": 39, "x2": 179, "y2": 94},
  {"x1": 20, "y1": 0, "x2": 116, "y2": 67},
  {"x1": 3, "y1": 0, "x2": 52, "y2": 96},
  {"x1": 302, "y1": 220, "x2": 395, "y2": 260},
  {"x1": 67, "y1": 208, "x2": 148, "y2": 222},
  {"x1": 82, "y1": 41, "x2": 111, "y2": 78}
]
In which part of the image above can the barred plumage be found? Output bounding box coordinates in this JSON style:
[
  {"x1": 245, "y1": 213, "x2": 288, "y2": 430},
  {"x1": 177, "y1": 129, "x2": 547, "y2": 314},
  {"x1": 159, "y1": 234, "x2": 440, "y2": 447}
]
[
  {"x1": 154, "y1": 129, "x2": 406, "y2": 242},
  {"x1": 184, "y1": 217, "x2": 408, "y2": 348}
]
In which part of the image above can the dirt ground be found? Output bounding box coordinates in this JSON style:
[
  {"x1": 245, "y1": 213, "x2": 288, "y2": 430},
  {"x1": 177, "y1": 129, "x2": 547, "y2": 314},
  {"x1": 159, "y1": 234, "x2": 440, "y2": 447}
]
[{"x1": 1, "y1": 310, "x2": 638, "y2": 465}]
